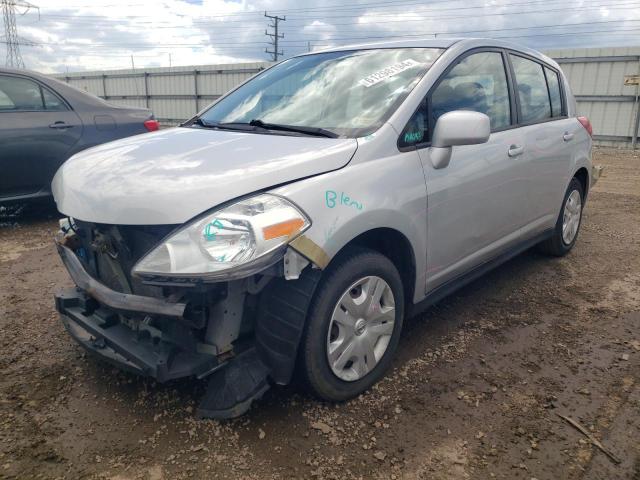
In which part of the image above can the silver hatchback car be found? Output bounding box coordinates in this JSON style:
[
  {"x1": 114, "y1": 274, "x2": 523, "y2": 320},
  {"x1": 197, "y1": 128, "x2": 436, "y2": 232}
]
[{"x1": 52, "y1": 38, "x2": 596, "y2": 418}]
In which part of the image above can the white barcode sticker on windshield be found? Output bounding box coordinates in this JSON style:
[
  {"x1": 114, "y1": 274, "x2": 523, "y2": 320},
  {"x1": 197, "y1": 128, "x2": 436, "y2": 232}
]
[{"x1": 358, "y1": 59, "x2": 421, "y2": 87}]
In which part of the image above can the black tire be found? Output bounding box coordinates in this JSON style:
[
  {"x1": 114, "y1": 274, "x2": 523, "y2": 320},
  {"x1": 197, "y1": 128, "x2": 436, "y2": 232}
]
[
  {"x1": 298, "y1": 247, "x2": 405, "y2": 401},
  {"x1": 538, "y1": 177, "x2": 584, "y2": 256}
]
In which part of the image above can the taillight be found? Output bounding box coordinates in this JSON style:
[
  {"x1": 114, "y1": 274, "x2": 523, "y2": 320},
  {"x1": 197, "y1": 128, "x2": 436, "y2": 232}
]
[
  {"x1": 577, "y1": 116, "x2": 592, "y2": 137},
  {"x1": 144, "y1": 119, "x2": 160, "y2": 132}
]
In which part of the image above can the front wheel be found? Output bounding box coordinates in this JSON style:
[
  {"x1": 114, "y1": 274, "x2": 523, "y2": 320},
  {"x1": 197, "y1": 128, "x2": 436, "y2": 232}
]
[
  {"x1": 539, "y1": 177, "x2": 584, "y2": 256},
  {"x1": 298, "y1": 247, "x2": 404, "y2": 401}
]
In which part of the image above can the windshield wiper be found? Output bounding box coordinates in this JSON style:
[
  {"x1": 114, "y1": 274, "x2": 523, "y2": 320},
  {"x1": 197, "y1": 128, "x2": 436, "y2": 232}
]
[
  {"x1": 193, "y1": 117, "x2": 215, "y2": 127},
  {"x1": 249, "y1": 119, "x2": 338, "y2": 138},
  {"x1": 192, "y1": 118, "x2": 254, "y2": 131},
  {"x1": 192, "y1": 117, "x2": 338, "y2": 138}
]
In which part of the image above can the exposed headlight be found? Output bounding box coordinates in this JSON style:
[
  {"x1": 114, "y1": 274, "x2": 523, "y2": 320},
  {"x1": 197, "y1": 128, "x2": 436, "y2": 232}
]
[{"x1": 132, "y1": 194, "x2": 310, "y2": 281}]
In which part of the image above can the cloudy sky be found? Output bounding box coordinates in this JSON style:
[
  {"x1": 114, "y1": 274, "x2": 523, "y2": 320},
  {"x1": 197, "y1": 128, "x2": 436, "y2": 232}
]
[{"x1": 3, "y1": 0, "x2": 640, "y2": 73}]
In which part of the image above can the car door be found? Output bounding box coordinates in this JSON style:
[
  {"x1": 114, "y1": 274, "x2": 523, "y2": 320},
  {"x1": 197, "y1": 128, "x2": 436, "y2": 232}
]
[
  {"x1": 509, "y1": 55, "x2": 576, "y2": 233},
  {"x1": 399, "y1": 50, "x2": 529, "y2": 292},
  {"x1": 0, "y1": 74, "x2": 82, "y2": 200}
]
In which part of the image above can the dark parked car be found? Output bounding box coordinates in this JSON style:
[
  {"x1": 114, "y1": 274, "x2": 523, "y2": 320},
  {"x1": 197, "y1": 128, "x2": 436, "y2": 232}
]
[{"x1": 0, "y1": 68, "x2": 159, "y2": 204}]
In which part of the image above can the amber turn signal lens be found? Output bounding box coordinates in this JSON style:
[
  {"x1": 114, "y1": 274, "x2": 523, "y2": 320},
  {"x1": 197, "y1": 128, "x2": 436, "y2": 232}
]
[{"x1": 262, "y1": 218, "x2": 306, "y2": 240}]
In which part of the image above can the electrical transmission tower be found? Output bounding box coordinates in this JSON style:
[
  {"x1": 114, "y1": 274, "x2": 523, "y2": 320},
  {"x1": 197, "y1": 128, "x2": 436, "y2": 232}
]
[
  {"x1": 264, "y1": 11, "x2": 285, "y2": 62},
  {"x1": 1, "y1": 0, "x2": 39, "y2": 69}
]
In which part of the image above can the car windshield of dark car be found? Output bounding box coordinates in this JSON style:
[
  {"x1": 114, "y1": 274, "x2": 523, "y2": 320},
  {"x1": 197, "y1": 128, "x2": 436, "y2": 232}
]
[{"x1": 197, "y1": 48, "x2": 444, "y2": 138}]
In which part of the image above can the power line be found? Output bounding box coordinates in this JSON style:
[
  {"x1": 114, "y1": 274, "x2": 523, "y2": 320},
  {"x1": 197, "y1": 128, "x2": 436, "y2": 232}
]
[
  {"x1": 5, "y1": 0, "x2": 639, "y2": 65},
  {"x1": 264, "y1": 11, "x2": 285, "y2": 61},
  {"x1": 31, "y1": 0, "x2": 640, "y2": 22},
  {"x1": 289, "y1": 18, "x2": 640, "y2": 44},
  {"x1": 10, "y1": 24, "x2": 640, "y2": 52},
  {"x1": 21, "y1": 0, "x2": 639, "y2": 34},
  {"x1": 33, "y1": 0, "x2": 637, "y2": 18},
  {"x1": 11, "y1": 17, "x2": 640, "y2": 48},
  {"x1": 15, "y1": 1, "x2": 638, "y2": 38}
]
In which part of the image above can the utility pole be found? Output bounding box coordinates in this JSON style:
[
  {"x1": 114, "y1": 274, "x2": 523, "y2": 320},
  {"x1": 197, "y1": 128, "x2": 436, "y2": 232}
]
[
  {"x1": 1, "y1": 0, "x2": 39, "y2": 69},
  {"x1": 264, "y1": 11, "x2": 285, "y2": 62}
]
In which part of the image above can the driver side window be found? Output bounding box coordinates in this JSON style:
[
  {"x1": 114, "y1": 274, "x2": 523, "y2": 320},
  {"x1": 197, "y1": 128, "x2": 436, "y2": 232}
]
[{"x1": 399, "y1": 51, "x2": 511, "y2": 149}]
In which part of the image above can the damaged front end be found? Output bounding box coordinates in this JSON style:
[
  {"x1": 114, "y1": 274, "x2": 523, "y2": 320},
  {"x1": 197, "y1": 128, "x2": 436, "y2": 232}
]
[{"x1": 54, "y1": 203, "x2": 319, "y2": 418}]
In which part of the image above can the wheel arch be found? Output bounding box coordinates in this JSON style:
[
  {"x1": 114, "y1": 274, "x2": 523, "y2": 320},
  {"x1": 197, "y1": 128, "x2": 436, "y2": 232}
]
[
  {"x1": 573, "y1": 166, "x2": 589, "y2": 200},
  {"x1": 332, "y1": 227, "x2": 417, "y2": 310},
  {"x1": 255, "y1": 227, "x2": 418, "y2": 386}
]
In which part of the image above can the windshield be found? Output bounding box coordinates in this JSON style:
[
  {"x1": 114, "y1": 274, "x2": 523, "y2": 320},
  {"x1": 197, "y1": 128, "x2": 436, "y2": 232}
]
[{"x1": 197, "y1": 48, "x2": 444, "y2": 138}]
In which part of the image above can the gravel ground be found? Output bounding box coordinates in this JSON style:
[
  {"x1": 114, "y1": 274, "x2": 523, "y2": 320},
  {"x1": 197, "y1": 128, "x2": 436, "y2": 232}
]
[{"x1": 1, "y1": 147, "x2": 639, "y2": 480}]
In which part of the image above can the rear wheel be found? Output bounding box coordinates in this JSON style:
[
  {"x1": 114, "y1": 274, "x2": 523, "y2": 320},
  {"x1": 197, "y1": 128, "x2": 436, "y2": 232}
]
[
  {"x1": 538, "y1": 177, "x2": 584, "y2": 256},
  {"x1": 299, "y1": 248, "x2": 404, "y2": 401}
]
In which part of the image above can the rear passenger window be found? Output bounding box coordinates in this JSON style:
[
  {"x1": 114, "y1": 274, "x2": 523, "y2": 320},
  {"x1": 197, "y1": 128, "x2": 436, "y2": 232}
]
[
  {"x1": 398, "y1": 51, "x2": 511, "y2": 148},
  {"x1": 0, "y1": 90, "x2": 14, "y2": 110},
  {"x1": 510, "y1": 55, "x2": 551, "y2": 123},
  {"x1": 544, "y1": 67, "x2": 563, "y2": 117},
  {"x1": 42, "y1": 87, "x2": 67, "y2": 111},
  {"x1": 0, "y1": 75, "x2": 44, "y2": 111}
]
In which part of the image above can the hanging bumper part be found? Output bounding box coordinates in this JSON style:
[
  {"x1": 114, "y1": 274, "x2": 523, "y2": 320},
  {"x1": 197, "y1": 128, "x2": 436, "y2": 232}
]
[{"x1": 56, "y1": 240, "x2": 186, "y2": 318}]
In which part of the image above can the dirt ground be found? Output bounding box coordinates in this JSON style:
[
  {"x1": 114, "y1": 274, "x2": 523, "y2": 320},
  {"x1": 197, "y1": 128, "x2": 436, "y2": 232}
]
[{"x1": 1, "y1": 147, "x2": 639, "y2": 480}]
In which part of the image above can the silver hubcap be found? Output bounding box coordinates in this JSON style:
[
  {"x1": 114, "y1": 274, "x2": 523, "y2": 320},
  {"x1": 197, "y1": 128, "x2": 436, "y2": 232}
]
[
  {"x1": 562, "y1": 189, "x2": 582, "y2": 245},
  {"x1": 326, "y1": 276, "x2": 396, "y2": 382}
]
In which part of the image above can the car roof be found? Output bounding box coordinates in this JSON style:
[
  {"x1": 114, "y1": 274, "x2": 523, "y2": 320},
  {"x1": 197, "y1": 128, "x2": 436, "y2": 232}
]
[
  {"x1": 297, "y1": 37, "x2": 559, "y2": 68},
  {"x1": 0, "y1": 66, "x2": 57, "y2": 83}
]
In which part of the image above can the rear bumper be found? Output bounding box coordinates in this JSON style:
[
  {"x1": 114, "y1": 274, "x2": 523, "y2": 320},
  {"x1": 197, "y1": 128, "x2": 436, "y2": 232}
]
[{"x1": 55, "y1": 287, "x2": 220, "y2": 382}]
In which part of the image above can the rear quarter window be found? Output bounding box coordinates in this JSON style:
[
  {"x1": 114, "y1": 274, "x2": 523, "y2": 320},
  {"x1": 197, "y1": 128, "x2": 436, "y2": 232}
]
[
  {"x1": 544, "y1": 66, "x2": 563, "y2": 117},
  {"x1": 42, "y1": 87, "x2": 68, "y2": 111}
]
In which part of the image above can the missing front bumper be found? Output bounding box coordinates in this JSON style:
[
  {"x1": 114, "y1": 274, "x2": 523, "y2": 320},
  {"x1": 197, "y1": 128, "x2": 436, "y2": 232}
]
[
  {"x1": 55, "y1": 287, "x2": 271, "y2": 418},
  {"x1": 55, "y1": 288, "x2": 219, "y2": 382},
  {"x1": 54, "y1": 233, "x2": 274, "y2": 417}
]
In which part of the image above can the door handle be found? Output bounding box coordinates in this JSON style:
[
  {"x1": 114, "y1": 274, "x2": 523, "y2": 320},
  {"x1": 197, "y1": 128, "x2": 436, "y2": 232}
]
[
  {"x1": 508, "y1": 145, "x2": 524, "y2": 157},
  {"x1": 563, "y1": 132, "x2": 574, "y2": 142},
  {"x1": 49, "y1": 122, "x2": 73, "y2": 129}
]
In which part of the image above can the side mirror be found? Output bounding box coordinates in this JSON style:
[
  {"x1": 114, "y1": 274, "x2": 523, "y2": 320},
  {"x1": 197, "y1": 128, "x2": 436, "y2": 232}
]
[{"x1": 429, "y1": 110, "x2": 491, "y2": 169}]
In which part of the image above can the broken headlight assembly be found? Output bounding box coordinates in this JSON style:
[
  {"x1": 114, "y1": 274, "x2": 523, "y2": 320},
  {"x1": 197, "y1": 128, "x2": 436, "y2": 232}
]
[{"x1": 132, "y1": 194, "x2": 310, "y2": 281}]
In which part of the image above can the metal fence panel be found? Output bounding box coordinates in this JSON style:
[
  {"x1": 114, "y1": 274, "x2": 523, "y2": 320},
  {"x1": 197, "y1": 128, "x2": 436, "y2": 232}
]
[
  {"x1": 55, "y1": 48, "x2": 640, "y2": 147},
  {"x1": 548, "y1": 46, "x2": 640, "y2": 147},
  {"x1": 58, "y1": 62, "x2": 269, "y2": 123}
]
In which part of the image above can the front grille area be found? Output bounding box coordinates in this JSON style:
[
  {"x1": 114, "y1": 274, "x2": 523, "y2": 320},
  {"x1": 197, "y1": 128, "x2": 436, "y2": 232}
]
[
  {"x1": 67, "y1": 220, "x2": 226, "y2": 330},
  {"x1": 72, "y1": 220, "x2": 176, "y2": 297}
]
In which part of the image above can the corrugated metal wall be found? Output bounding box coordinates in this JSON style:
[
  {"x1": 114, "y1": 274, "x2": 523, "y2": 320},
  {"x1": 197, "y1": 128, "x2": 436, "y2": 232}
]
[
  {"x1": 56, "y1": 46, "x2": 640, "y2": 147},
  {"x1": 57, "y1": 62, "x2": 271, "y2": 123},
  {"x1": 546, "y1": 46, "x2": 640, "y2": 148}
]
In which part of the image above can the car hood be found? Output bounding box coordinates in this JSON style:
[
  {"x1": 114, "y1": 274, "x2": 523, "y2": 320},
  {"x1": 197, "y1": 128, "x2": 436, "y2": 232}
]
[{"x1": 52, "y1": 127, "x2": 358, "y2": 225}]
